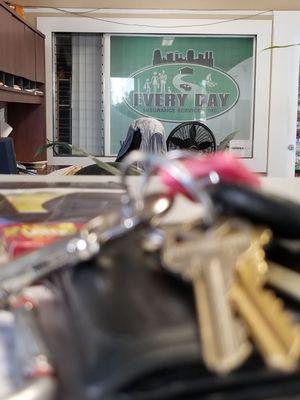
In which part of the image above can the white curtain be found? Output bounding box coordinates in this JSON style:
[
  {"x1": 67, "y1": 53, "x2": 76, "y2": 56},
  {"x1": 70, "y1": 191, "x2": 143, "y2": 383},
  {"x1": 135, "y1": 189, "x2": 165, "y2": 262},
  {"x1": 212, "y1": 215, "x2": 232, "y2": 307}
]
[{"x1": 71, "y1": 34, "x2": 103, "y2": 155}]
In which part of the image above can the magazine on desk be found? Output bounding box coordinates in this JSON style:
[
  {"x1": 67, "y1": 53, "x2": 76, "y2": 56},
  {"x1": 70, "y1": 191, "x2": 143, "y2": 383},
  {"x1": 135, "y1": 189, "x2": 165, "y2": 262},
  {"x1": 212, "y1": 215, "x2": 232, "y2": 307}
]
[{"x1": 0, "y1": 180, "x2": 124, "y2": 261}]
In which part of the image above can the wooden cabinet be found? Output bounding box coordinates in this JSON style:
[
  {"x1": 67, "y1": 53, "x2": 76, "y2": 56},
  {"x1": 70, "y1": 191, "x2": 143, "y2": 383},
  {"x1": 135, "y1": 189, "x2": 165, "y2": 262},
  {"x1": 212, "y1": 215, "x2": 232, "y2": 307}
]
[
  {"x1": 0, "y1": 8, "x2": 14, "y2": 74},
  {"x1": 23, "y1": 26, "x2": 36, "y2": 81},
  {"x1": 0, "y1": 1, "x2": 45, "y2": 83},
  {"x1": 8, "y1": 102, "x2": 46, "y2": 162},
  {"x1": 0, "y1": 0, "x2": 46, "y2": 162},
  {"x1": 35, "y1": 34, "x2": 45, "y2": 83},
  {"x1": 12, "y1": 17, "x2": 25, "y2": 77},
  {"x1": 0, "y1": 7, "x2": 5, "y2": 72}
]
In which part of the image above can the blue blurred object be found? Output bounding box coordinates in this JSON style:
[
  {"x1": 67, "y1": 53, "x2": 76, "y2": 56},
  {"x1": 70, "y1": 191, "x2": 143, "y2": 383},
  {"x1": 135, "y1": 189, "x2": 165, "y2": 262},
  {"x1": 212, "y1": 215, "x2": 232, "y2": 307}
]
[{"x1": 0, "y1": 138, "x2": 18, "y2": 174}]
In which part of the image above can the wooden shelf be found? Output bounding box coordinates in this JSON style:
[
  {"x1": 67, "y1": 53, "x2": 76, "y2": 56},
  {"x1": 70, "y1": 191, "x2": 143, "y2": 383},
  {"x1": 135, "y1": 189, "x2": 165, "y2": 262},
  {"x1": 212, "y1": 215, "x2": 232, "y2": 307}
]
[
  {"x1": 0, "y1": 86, "x2": 43, "y2": 104},
  {"x1": 0, "y1": 0, "x2": 46, "y2": 162}
]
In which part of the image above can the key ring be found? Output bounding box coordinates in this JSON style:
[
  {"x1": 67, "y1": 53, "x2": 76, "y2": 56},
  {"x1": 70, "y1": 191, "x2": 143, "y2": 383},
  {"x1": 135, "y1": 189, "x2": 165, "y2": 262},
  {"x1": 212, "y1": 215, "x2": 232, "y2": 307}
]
[
  {"x1": 162, "y1": 150, "x2": 260, "y2": 192},
  {"x1": 120, "y1": 150, "x2": 218, "y2": 226}
]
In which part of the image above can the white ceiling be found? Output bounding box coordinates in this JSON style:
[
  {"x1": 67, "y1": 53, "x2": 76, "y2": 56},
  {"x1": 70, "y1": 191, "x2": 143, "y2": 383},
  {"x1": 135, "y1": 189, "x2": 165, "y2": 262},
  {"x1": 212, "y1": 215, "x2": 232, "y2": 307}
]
[{"x1": 12, "y1": 0, "x2": 300, "y2": 10}]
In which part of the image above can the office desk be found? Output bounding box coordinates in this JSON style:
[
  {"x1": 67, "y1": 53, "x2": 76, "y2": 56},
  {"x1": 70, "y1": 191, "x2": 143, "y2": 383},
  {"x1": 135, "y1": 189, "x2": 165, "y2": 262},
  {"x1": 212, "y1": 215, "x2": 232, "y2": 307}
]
[{"x1": 0, "y1": 175, "x2": 299, "y2": 224}]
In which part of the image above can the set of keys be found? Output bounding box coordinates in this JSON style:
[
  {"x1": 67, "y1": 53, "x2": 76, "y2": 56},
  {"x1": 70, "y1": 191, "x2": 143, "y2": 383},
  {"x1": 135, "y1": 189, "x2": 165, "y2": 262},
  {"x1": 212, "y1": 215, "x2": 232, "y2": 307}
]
[{"x1": 161, "y1": 219, "x2": 300, "y2": 375}]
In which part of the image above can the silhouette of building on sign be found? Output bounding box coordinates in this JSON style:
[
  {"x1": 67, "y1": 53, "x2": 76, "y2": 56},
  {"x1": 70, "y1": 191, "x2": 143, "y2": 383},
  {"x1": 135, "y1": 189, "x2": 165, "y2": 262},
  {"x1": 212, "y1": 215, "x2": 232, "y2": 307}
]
[{"x1": 153, "y1": 49, "x2": 214, "y2": 67}]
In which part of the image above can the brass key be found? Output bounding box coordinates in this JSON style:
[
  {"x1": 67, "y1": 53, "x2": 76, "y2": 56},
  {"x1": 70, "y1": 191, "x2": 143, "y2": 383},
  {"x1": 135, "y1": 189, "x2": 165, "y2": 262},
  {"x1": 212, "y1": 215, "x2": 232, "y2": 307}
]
[
  {"x1": 267, "y1": 262, "x2": 300, "y2": 304},
  {"x1": 162, "y1": 220, "x2": 252, "y2": 375},
  {"x1": 230, "y1": 230, "x2": 300, "y2": 372}
]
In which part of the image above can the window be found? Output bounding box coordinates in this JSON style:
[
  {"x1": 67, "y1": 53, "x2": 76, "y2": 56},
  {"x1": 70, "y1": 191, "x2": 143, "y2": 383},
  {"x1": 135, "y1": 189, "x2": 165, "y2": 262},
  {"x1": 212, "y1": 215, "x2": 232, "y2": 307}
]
[
  {"x1": 110, "y1": 35, "x2": 256, "y2": 158},
  {"x1": 54, "y1": 33, "x2": 255, "y2": 158},
  {"x1": 41, "y1": 15, "x2": 270, "y2": 171},
  {"x1": 53, "y1": 33, "x2": 104, "y2": 156}
]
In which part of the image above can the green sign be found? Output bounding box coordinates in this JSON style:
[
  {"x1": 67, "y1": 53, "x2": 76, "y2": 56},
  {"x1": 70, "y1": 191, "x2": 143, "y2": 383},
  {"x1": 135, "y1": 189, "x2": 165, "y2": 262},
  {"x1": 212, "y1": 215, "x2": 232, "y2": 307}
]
[
  {"x1": 125, "y1": 60, "x2": 239, "y2": 122},
  {"x1": 110, "y1": 36, "x2": 254, "y2": 155}
]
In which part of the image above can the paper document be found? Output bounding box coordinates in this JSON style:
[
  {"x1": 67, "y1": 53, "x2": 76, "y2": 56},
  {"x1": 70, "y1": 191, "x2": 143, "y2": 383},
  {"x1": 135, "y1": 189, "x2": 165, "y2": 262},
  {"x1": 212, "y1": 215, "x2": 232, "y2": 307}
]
[{"x1": 0, "y1": 109, "x2": 12, "y2": 138}]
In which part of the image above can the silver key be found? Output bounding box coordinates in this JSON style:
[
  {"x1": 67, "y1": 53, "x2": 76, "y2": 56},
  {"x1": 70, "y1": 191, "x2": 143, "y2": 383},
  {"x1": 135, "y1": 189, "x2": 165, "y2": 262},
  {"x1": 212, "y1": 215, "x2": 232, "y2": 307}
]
[
  {"x1": 0, "y1": 192, "x2": 172, "y2": 304},
  {"x1": 162, "y1": 220, "x2": 252, "y2": 374}
]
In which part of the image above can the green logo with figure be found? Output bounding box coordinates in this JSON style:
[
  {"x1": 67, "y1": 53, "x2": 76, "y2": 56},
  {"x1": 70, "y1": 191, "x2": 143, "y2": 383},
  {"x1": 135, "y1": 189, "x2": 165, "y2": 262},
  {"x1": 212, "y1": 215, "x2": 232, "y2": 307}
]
[{"x1": 124, "y1": 49, "x2": 240, "y2": 122}]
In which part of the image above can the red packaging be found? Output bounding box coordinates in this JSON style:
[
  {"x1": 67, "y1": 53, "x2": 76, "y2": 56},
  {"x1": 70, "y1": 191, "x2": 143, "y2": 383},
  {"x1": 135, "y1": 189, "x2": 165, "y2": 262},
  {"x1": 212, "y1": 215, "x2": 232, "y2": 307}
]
[{"x1": 0, "y1": 221, "x2": 83, "y2": 259}]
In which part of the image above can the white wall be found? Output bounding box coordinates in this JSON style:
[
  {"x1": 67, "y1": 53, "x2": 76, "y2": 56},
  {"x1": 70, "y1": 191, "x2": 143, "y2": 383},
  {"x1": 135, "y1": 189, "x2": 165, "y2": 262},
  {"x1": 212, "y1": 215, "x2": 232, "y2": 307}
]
[{"x1": 268, "y1": 12, "x2": 300, "y2": 177}]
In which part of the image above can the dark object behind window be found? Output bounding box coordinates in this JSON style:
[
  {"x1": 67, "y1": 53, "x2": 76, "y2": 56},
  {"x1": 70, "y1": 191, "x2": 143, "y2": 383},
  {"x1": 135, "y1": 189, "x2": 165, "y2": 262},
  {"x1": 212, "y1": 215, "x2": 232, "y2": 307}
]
[
  {"x1": 167, "y1": 121, "x2": 216, "y2": 153},
  {"x1": 55, "y1": 33, "x2": 72, "y2": 154},
  {"x1": 115, "y1": 127, "x2": 142, "y2": 162}
]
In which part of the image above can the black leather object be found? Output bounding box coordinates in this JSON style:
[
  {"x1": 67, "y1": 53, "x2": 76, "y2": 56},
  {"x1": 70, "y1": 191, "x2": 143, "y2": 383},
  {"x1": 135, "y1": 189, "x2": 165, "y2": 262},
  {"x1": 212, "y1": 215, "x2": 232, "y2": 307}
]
[
  {"x1": 207, "y1": 183, "x2": 300, "y2": 239},
  {"x1": 41, "y1": 223, "x2": 300, "y2": 400}
]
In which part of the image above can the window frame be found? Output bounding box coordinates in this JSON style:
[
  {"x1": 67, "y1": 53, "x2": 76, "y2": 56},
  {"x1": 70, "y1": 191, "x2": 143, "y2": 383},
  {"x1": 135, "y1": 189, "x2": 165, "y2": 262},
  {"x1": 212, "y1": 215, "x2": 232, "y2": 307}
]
[{"x1": 38, "y1": 14, "x2": 272, "y2": 172}]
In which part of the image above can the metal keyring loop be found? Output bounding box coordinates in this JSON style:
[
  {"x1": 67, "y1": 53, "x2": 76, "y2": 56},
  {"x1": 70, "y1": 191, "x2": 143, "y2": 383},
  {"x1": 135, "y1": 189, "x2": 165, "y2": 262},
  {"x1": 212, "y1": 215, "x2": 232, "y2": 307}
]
[
  {"x1": 120, "y1": 150, "x2": 155, "y2": 216},
  {"x1": 120, "y1": 150, "x2": 218, "y2": 225}
]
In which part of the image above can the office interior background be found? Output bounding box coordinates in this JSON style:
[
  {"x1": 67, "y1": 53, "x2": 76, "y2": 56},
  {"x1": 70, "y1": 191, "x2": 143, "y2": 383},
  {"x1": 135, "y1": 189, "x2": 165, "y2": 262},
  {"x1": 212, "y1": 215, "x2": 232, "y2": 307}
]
[{"x1": 1, "y1": 0, "x2": 300, "y2": 176}]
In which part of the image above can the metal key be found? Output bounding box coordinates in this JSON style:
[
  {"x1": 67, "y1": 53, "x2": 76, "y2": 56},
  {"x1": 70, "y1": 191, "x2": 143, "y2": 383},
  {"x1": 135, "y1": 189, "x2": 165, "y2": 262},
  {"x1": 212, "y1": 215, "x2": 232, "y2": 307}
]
[
  {"x1": 230, "y1": 230, "x2": 300, "y2": 372},
  {"x1": 267, "y1": 262, "x2": 300, "y2": 304},
  {"x1": 162, "y1": 220, "x2": 252, "y2": 375},
  {"x1": 0, "y1": 192, "x2": 173, "y2": 305}
]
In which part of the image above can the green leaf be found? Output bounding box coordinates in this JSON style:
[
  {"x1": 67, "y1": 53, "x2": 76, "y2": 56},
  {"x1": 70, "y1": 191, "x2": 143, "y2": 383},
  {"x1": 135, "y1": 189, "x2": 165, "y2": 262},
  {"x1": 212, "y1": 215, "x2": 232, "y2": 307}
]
[
  {"x1": 217, "y1": 131, "x2": 238, "y2": 151},
  {"x1": 35, "y1": 141, "x2": 123, "y2": 175},
  {"x1": 34, "y1": 141, "x2": 56, "y2": 157}
]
